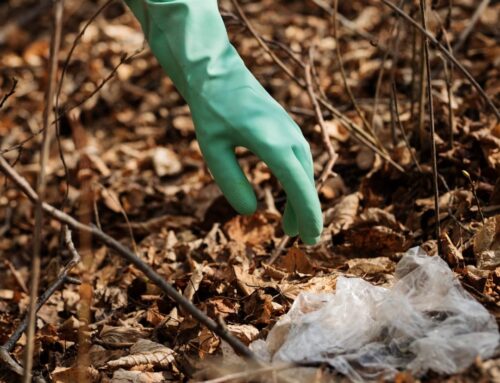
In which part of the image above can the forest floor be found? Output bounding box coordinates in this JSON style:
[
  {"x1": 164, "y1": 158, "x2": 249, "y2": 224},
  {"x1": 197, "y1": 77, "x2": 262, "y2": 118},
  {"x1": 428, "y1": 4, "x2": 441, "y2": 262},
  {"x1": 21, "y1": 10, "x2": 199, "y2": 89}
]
[{"x1": 0, "y1": 0, "x2": 499, "y2": 382}]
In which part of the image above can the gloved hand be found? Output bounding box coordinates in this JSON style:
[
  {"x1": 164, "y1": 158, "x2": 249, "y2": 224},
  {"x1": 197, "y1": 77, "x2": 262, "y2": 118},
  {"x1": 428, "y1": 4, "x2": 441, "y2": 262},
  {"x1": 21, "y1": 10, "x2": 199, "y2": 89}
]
[{"x1": 124, "y1": 0, "x2": 323, "y2": 244}]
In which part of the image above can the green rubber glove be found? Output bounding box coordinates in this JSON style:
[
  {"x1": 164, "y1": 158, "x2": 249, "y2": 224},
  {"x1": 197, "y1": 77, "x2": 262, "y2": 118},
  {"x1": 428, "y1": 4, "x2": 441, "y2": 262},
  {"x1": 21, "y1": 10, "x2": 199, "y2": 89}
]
[{"x1": 124, "y1": 0, "x2": 323, "y2": 244}]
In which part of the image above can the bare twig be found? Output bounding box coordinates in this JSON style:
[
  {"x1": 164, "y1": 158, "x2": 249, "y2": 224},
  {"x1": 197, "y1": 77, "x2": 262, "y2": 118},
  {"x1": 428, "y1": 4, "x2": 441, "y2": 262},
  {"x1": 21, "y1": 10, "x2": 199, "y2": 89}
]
[
  {"x1": 0, "y1": 347, "x2": 23, "y2": 375},
  {"x1": 441, "y1": 27, "x2": 455, "y2": 149},
  {"x1": 409, "y1": 17, "x2": 418, "y2": 123},
  {"x1": 65, "y1": 51, "x2": 142, "y2": 116},
  {"x1": 23, "y1": 1, "x2": 63, "y2": 381},
  {"x1": 4, "y1": 260, "x2": 29, "y2": 294},
  {"x1": 453, "y1": 0, "x2": 490, "y2": 52},
  {"x1": 305, "y1": 52, "x2": 338, "y2": 189},
  {"x1": 391, "y1": 82, "x2": 421, "y2": 171},
  {"x1": 0, "y1": 155, "x2": 256, "y2": 361},
  {"x1": 332, "y1": 0, "x2": 379, "y2": 145},
  {"x1": 54, "y1": 0, "x2": 114, "y2": 114},
  {"x1": 380, "y1": 0, "x2": 500, "y2": 121},
  {"x1": 462, "y1": 170, "x2": 485, "y2": 224},
  {"x1": 419, "y1": 0, "x2": 440, "y2": 246},
  {"x1": 389, "y1": 89, "x2": 397, "y2": 146},
  {"x1": 417, "y1": 5, "x2": 427, "y2": 149},
  {"x1": 317, "y1": 97, "x2": 404, "y2": 171},
  {"x1": 0, "y1": 78, "x2": 17, "y2": 109},
  {"x1": 53, "y1": 0, "x2": 115, "y2": 218},
  {"x1": 268, "y1": 236, "x2": 291, "y2": 266}
]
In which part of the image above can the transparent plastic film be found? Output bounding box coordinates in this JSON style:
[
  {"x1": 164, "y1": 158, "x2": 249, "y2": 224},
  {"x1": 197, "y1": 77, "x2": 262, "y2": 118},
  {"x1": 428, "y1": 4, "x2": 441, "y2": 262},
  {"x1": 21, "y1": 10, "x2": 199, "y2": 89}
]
[{"x1": 251, "y1": 248, "x2": 499, "y2": 382}]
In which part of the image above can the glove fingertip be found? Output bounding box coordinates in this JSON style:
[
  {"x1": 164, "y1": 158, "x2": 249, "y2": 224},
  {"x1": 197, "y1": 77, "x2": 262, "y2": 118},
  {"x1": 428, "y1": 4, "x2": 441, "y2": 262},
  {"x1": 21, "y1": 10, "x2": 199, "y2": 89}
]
[
  {"x1": 226, "y1": 181, "x2": 258, "y2": 216},
  {"x1": 301, "y1": 234, "x2": 321, "y2": 246}
]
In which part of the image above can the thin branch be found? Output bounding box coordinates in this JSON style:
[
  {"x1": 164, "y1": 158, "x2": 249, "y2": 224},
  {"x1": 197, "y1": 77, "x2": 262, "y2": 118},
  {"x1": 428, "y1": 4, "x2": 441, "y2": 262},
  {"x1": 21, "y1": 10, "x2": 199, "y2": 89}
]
[
  {"x1": 305, "y1": 51, "x2": 338, "y2": 189},
  {"x1": 23, "y1": 1, "x2": 63, "y2": 381},
  {"x1": 379, "y1": 0, "x2": 500, "y2": 121},
  {"x1": 4, "y1": 260, "x2": 29, "y2": 294},
  {"x1": 391, "y1": 82, "x2": 421, "y2": 171},
  {"x1": 0, "y1": 155, "x2": 256, "y2": 361},
  {"x1": 332, "y1": 0, "x2": 380, "y2": 146},
  {"x1": 462, "y1": 170, "x2": 485, "y2": 224},
  {"x1": 417, "y1": 4, "x2": 427, "y2": 149},
  {"x1": 317, "y1": 97, "x2": 404, "y2": 172},
  {"x1": 0, "y1": 78, "x2": 17, "y2": 109},
  {"x1": 441, "y1": 26, "x2": 455, "y2": 149},
  {"x1": 268, "y1": 236, "x2": 291, "y2": 266},
  {"x1": 63, "y1": 50, "x2": 142, "y2": 116},
  {"x1": 53, "y1": 0, "x2": 114, "y2": 217},
  {"x1": 419, "y1": 0, "x2": 441, "y2": 246},
  {"x1": 409, "y1": 16, "x2": 418, "y2": 124}
]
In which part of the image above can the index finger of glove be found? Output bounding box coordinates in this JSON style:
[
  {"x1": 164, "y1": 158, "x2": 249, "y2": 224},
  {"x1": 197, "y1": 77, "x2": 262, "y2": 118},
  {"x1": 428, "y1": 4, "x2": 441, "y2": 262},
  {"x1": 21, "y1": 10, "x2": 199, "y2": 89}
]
[{"x1": 259, "y1": 147, "x2": 323, "y2": 244}]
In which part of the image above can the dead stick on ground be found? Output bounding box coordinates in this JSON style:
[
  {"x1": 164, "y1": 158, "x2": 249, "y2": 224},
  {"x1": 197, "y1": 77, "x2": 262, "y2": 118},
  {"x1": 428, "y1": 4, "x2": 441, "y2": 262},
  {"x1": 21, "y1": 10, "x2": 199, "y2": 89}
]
[
  {"x1": 23, "y1": 1, "x2": 63, "y2": 381},
  {"x1": 380, "y1": 0, "x2": 500, "y2": 121},
  {"x1": 419, "y1": 0, "x2": 441, "y2": 245},
  {"x1": 0, "y1": 155, "x2": 256, "y2": 361}
]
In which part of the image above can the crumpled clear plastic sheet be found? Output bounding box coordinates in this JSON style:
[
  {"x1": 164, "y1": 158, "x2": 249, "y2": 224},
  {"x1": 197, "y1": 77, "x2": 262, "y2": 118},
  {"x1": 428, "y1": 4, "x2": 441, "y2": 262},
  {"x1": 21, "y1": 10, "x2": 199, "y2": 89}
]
[{"x1": 250, "y1": 248, "x2": 499, "y2": 382}]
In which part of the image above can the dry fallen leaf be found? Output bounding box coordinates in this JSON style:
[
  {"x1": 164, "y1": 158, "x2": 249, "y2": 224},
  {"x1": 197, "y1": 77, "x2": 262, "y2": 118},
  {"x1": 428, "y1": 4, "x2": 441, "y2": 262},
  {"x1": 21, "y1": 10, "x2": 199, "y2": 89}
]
[
  {"x1": 276, "y1": 246, "x2": 314, "y2": 274},
  {"x1": 151, "y1": 147, "x2": 182, "y2": 177},
  {"x1": 324, "y1": 192, "x2": 360, "y2": 233},
  {"x1": 99, "y1": 325, "x2": 151, "y2": 347},
  {"x1": 224, "y1": 212, "x2": 279, "y2": 245},
  {"x1": 227, "y1": 324, "x2": 260, "y2": 345},
  {"x1": 107, "y1": 339, "x2": 175, "y2": 369},
  {"x1": 473, "y1": 215, "x2": 500, "y2": 270},
  {"x1": 346, "y1": 257, "x2": 395, "y2": 276},
  {"x1": 110, "y1": 369, "x2": 168, "y2": 383}
]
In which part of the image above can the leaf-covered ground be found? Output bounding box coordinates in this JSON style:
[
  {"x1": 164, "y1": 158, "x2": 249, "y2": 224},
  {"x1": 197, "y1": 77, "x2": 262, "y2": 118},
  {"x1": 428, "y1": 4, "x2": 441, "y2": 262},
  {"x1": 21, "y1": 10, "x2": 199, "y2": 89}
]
[{"x1": 0, "y1": 0, "x2": 499, "y2": 382}]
